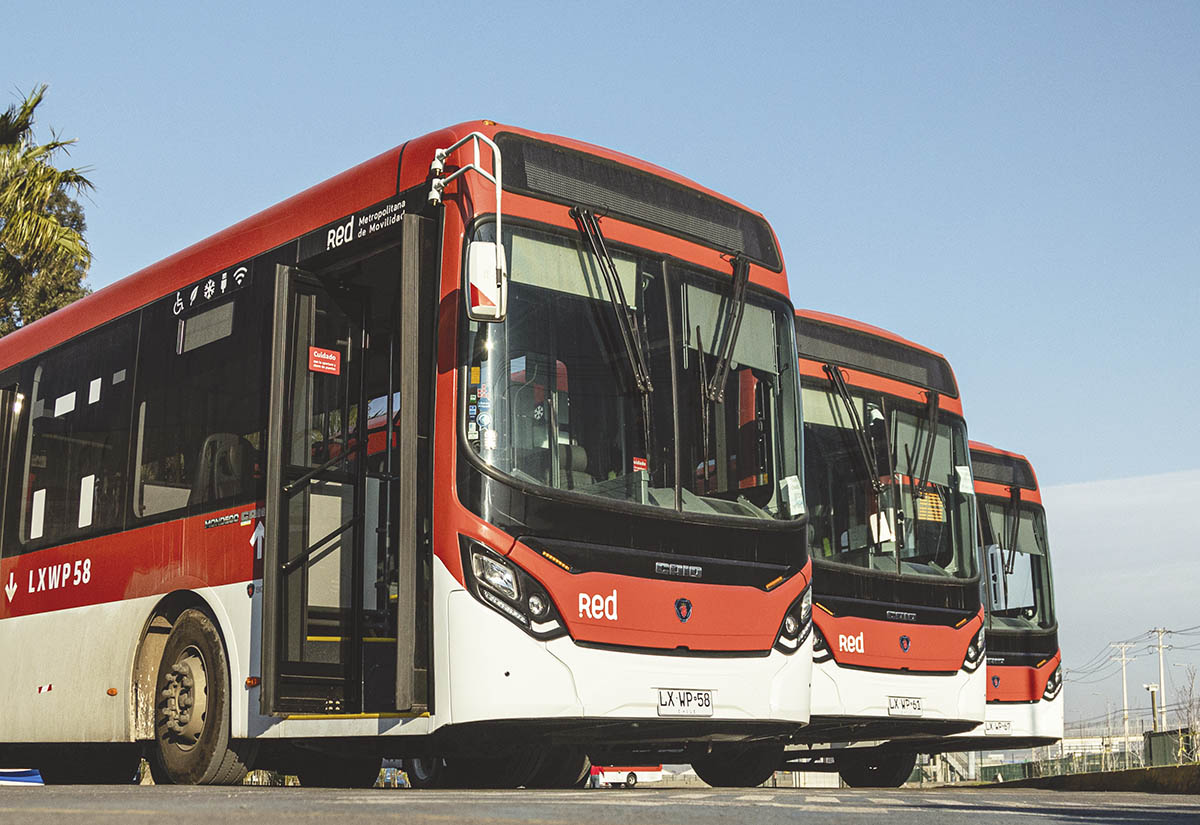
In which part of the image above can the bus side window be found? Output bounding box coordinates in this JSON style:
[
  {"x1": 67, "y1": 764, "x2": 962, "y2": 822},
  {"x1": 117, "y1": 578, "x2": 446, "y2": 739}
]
[
  {"x1": 134, "y1": 287, "x2": 266, "y2": 519},
  {"x1": 19, "y1": 320, "x2": 136, "y2": 545},
  {"x1": 0, "y1": 379, "x2": 24, "y2": 556}
]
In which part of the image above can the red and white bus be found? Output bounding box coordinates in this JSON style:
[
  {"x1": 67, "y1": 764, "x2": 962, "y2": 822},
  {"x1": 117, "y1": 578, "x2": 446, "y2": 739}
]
[
  {"x1": 0, "y1": 122, "x2": 812, "y2": 787},
  {"x1": 589, "y1": 764, "x2": 663, "y2": 788},
  {"x1": 958, "y1": 442, "x2": 1062, "y2": 747},
  {"x1": 784, "y1": 310, "x2": 985, "y2": 786}
]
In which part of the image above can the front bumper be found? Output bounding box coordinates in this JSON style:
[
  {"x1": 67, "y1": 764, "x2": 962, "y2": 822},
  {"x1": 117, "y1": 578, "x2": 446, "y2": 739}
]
[
  {"x1": 441, "y1": 559, "x2": 811, "y2": 732},
  {"x1": 810, "y1": 656, "x2": 985, "y2": 723}
]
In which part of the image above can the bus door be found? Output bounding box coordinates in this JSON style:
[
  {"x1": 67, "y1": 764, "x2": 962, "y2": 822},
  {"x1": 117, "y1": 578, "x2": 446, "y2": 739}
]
[{"x1": 262, "y1": 217, "x2": 425, "y2": 716}]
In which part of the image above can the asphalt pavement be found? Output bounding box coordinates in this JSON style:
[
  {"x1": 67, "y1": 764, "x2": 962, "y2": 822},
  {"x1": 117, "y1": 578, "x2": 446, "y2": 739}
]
[{"x1": 0, "y1": 785, "x2": 1196, "y2": 824}]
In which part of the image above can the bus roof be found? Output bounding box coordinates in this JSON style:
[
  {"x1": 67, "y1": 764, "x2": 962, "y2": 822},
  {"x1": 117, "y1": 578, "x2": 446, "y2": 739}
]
[{"x1": 0, "y1": 120, "x2": 782, "y2": 371}]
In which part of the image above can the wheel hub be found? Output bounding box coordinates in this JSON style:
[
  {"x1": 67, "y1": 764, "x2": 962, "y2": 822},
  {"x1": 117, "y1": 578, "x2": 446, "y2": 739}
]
[{"x1": 160, "y1": 645, "x2": 209, "y2": 749}]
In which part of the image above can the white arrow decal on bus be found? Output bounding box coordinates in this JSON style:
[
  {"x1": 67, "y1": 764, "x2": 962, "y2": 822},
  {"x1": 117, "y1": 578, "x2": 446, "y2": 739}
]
[
  {"x1": 250, "y1": 521, "x2": 265, "y2": 559},
  {"x1": 4, "y1": 572, "x2": 15, "y2": 602}
]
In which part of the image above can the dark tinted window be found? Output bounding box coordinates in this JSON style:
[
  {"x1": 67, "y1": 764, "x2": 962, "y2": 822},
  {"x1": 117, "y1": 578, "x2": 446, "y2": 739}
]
[
  {"x1": 970, "y1": 450, "x2": 1037, "y2": 491},
  {"x1": 497, "y1": 133, "x2": 781, "y2": 271},
  {"x1": 133, "y1": 282, "x2": 268, "y2": 519},
  {"x1": 20, "y1": 320, "x2": 137, "y2": 545},
  {"x1": 795, "y1": 316, "x2": 958, "y2": 398}
]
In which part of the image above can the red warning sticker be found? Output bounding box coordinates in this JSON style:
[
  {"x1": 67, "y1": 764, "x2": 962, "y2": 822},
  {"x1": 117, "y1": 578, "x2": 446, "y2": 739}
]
[
  {"x1": 309, "y1": 347, "x2": 342, "y2": 375},
  {"x1": 632, "y1": 456, "x2": 648, "y2": 472}
]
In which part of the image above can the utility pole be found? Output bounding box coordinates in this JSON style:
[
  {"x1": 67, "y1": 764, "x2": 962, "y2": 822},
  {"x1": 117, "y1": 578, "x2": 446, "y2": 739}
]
[
  {"x1": 1152, "y1": 628, "x2": 1169, "y2": 730},
  {"x1": 1145, "y1": 684, "x2": 1160, "y2": 733},
  {"x1": 1111, "y1": 643, "x2": 1137, "y2": 769}
]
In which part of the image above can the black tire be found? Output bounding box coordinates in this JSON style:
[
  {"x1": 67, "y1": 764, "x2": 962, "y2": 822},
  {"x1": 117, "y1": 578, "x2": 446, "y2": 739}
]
[
  {"x1": 526, "y1": 747, "x2": 591, "y2": 789},
  {"x1": 148, "y1": 609, "x2": 255, "y2": 785},
  {"x1": 37, "y1": 746, "x2": 141, "y2": 784},
  {"x1": 692, "y1": 742, "x2": 783, "y2": 788},
  {"x1": 401, "y1": 757, "x2": 447, "y2": 789},
  {"x1": 836, "y1": 751, "x2": 917, "y2": 788},
  {"x1": 625, "y1": 772, "x2": 637, "y2": 787},
  {"x1": 295, "y1": 753, "x2": 381, "y2": 788}
]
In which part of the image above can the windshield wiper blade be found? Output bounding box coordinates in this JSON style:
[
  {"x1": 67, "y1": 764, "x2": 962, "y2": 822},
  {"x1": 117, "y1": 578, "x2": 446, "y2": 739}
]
[
  {"x1": 704, "y1": 255, "x2": 750, "y2": 403},
  {"x1": 1004, "y1": 486, "x2": 1021, "y2": 575},
  {"x1": 911, "y1": 390, "x2": 941, "y2": 494},
  {"x1": 823, "y1": 364, "x2": 883, "y2": 494},
  {"x1": 570, "y1": 207, "x2": 653, "y2": 394},
  {"x1": 824, "y1": 363, "x2": 888, "y2": 559}
]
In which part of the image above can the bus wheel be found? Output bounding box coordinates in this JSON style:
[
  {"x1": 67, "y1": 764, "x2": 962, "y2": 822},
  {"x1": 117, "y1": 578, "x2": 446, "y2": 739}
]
[
  {"x1": 401, "y1": 757, "x2": 447, "y2": 789},
  {"x1": 38, "y1": 745, "x2": 142, "y2": 784},
  {"x1": 624, "y1": 772, "x2": 637, "y2": 787},
  {"x1": 691, "y1": 742, "x2": 783, "y2": 788},
  {"x1": 836, "y1": 751, "x2": 916, "y2": 788},
  {"x1": 149, "y1": 609, "x2": 255, "y2": 785},
  {"x1": 526, "y1": 747, "x2": 590, "y2": 788},
  {"x1": 295, "y1": 753, "x2": 381, "y2": 788}
]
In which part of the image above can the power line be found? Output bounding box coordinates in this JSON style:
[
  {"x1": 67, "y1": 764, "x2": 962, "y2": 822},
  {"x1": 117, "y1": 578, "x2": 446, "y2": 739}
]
[{"x1": 1068, "y1": 629, "x2": 1154, "y2": 675}]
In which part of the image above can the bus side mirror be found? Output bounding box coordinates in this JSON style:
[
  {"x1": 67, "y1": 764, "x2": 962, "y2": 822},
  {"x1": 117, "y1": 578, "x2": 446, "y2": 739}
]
[{"x1": 466, "y1": 241, "x2": 508, "y2": 323}]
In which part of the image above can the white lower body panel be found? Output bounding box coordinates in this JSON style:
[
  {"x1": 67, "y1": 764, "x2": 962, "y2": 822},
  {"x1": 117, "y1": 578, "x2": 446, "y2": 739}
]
[
  {"x1": 0, "y1": 556, "x2": 811, "y2": 744},
  {"x1": 961, "y1": 695, "x2": 1064, "y2": 742},
  {"x1": 811, "y1": 658, "x2": 985, "y2": 724},
  {"x1": 0, "y1": 597, "x2": 154, "y2": 742},
  {"x1": 441, "y1": 558, "x2": 811, "y2": 728},
  {"x1": 0, "y1": 584, "x2": 248, "y2": 743}
]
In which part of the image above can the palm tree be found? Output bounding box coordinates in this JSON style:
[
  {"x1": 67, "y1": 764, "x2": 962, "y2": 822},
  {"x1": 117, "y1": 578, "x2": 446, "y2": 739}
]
[{"x1": 0, "y1": 84, "x2": 93, "y2": 326}]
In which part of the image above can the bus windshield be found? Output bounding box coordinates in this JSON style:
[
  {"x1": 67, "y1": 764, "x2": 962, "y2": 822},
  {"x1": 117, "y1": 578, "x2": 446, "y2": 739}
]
[
  {"x1": 982, "y1": 501, "x2": 1056, "y2": 630},
  {"x1": 463, "y1": 223, "x2": 803, "y2": 522},
  {"x1": 802, "y1": 384, "x2": 976, "y2": 579}
]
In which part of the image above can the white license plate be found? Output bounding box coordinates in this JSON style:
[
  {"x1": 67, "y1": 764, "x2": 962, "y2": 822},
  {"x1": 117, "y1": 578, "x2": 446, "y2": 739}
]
[
  {"x1": 985, "y1": 720, "x2": 1013, "y2": 735},
  {"x1": 887, "y1": 696, "x2": 923, "y2": 717},
  {"x1": 657, "y1": 688, "x2": 714, "y2": 717}
]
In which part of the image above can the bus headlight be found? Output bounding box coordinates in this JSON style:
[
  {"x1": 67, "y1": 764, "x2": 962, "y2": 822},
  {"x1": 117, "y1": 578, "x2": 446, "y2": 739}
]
[
  {"x1": 1042, "y1": 664, "x2": 1063, "y2": 701},
  {"x1": 811, "y1": 623, "x2": 832, "y2": 663},
  {"x1": 962, "y1": 624, "x2": 987, "y2": 673},
  {"x1": 460, "y1": 538, "x2": 568, "y2": 641},
  {"x1": 528, "y1": 593, "x2": 548, "y2": 618},
  {"x1": 471, "y1": 551, "x2": 519, "y2": 601},
  {"x1": 774, "y1": 586, "x2": 812, "y2": 654}
]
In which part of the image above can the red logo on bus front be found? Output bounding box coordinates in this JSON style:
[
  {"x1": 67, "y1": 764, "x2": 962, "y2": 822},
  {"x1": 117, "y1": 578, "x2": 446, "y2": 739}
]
[{"x1": 308, "y1": 347, "x2": 342, "y2": 375}]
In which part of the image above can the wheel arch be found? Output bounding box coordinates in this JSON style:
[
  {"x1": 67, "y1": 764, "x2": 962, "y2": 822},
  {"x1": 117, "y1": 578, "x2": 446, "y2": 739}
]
[{"x1": 130, "y1": 589, "x2": 236, "y2": 740}]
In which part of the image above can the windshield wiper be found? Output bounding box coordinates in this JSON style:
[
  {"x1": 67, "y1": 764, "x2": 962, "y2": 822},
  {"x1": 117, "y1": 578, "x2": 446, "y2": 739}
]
[
  {"x1": 823, "y1": 364, "x2": 883, "y2": 495},
  {"x1": 697, "y1": 326, "x2": 713, "y2": 490},
  {"x1": 910, "y1": 390, "x2": 941, "y2": 494},
  {"x1": 704, "y1": 255, "x2": 750, "y2": 403},
  {"x1": 570, "y1": 207, "x2": 653, "y2": 394},
  {"x1": 824, "y1": 364, "x2": 887, "y2": 558},
  {"x1": 1004, "y1": 486, "x2": 1021, "y2": 575}
]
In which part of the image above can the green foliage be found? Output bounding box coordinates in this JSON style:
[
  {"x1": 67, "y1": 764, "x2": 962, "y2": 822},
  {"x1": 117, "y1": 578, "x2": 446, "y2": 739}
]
[{"x1": 0, "y1": 84, "x2": 93, "y2": 335}]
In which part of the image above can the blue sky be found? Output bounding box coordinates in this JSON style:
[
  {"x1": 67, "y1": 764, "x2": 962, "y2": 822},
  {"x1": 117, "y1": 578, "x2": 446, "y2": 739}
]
[{"x1": 5, "y1": 2, "x2": 1198, "y2": 725}]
